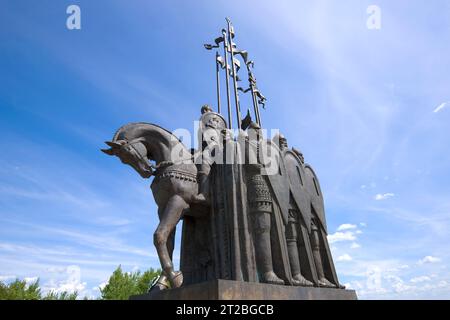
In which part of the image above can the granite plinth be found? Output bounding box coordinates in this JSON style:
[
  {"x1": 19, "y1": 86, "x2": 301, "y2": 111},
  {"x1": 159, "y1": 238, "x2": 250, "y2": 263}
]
[{"x1": 130, "y1": 279, "x2": 357, "y2": 300}]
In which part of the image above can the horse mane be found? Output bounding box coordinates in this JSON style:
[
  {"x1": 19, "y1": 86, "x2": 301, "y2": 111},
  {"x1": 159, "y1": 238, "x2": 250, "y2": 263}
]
[{"x1": 112, "y1": 122, "x2": 183, "y2": 144}]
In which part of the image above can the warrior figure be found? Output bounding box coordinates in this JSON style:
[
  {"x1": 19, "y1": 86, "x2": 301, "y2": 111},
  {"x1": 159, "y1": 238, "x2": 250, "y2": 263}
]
[
  {"x1": 245, "y1": 122, "x2": 284, "y2": 285},
  {"x1": 191, "y1": 104, "x2": 225, "y2": 205},
  {"x1": 292, "y1": 147, "x2": 342, "y2": 288},
  {"x1": 276, "y1": 134, "x2": 313, "y2": 287}
]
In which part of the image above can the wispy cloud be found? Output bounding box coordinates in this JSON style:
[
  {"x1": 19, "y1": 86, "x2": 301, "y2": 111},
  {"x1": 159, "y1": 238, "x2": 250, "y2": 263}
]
[
  {"x1": 410, "y1": 276, "x2": 431, "y2": 283},
  {"x1": 337, "y1": 223, "x2": 357, "y2": 231},
  {"x1": 337, "y1": 254, "x2": 353, "y2": 262},
  {"x1": 418, "y1": 256, "x2": 441, "y2": 265},
  {"x1": 374, "y1": 193, "x2": 395, "y2": 201},
  {"x1": 350, "y1": 242, "x2": 361, "y2": 249},
  {"x1": 328, "y1": 231, "x2": 357, "y2": 243},
  {"x1": 328, "y1": 223, "x2": 365, "y2": 245},
  {"x1": 433, "y1": 102, "x2": 449, "y2": 113}
]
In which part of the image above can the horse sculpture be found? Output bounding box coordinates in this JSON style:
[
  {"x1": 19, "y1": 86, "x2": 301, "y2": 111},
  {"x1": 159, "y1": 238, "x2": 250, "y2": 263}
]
[{"x1": 101, "y1": 122, "x2": 199, "y2": 289}]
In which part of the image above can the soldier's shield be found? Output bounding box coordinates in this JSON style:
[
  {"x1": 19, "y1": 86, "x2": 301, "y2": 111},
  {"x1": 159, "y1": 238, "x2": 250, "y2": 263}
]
[
  {"x1": 283, "y1": 150, "x2": 312, "y2": 231},
  {"x1": 304, "y1": 164, "x2": 327, "y2": 233}
]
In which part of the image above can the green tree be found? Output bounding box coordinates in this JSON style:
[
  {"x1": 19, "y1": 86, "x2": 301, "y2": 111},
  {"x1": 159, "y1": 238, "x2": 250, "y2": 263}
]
[
  {"x1": 43, "y1": 291, "x2": 78, "y2": 300},
  {"x1": 0, "y1": 266, "x2": 160, "y2": 300},
  {"x1": 0, "y1": 279, "x2": 41, "y2": 300},
  {"x1": 100, "y1": 266, "x2": 160, "y2": 300},
  {"x1": 0, "y1": 279, "x2": 79, "y2": 300}
]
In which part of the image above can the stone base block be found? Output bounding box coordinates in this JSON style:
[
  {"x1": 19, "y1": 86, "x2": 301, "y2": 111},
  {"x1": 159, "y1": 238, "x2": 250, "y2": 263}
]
[{"x1": 130, "y1": 279, "x2": 357, "y2": 300}]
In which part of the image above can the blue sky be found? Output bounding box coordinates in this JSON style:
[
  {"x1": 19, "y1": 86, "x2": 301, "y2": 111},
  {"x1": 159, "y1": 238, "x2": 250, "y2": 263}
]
[{"x1": 1, "y1": 0, "x2": 449, "y2": 299}]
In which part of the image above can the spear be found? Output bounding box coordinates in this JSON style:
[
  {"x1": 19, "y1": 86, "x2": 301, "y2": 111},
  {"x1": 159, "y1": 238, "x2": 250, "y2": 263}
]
[
  {"x1": 226, "y1": 18, "x2": 242, "y2": 130},
  {"x1": 204, "y1": 34, "x2": 232, "y2": 128},
  {"x1": 221, "y1": 28, "x2": 233, "y2": 129},
  {"x1": 238, "y1": 61, "x2": 262, "y2": 127},
  {"x1": 215, "y1": 52, "x2": 221, "y2": 114}
]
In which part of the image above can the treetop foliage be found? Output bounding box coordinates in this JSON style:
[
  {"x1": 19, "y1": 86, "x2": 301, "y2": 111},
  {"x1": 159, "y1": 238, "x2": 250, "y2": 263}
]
[{"x1": 0, "y1": 266, "x2": 161, "y2": 300}]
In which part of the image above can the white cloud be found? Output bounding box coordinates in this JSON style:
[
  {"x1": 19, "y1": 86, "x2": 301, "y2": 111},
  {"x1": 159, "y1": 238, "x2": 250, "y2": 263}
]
[
  {"x1": 359, "y1": 222, "x2": 367, "y2": 227},
  {"x1": 327, "y1": 231, "x2": 356, "y2": 243},
  {"x1": 337, "y1": 223, "x2": 357, "y2": 231},
  {"x1": 418, "y1": 256, "x2": 441, "y2": 264},
  {"x1": 365, "y1": 266, "x2": 386, "y2": 294},
  {"x1": 386, "y1": 264, "x2": 410, "y2": 273},
  {"x1": 410, "y1": 276, "x2": 431, "y2": 283},
  {"x1": 337, "y1": 254, "x2": 352, "y2": 262},
  {"x1": 433, "y1": 102, "x2": 449, "y2": 113},
  {"x1": 399, "y1": 265, "x2": 410, "y2": 270},
  {"x1": 374, "y1": 193, "x2": 395, "y2": 200},
  {"x1": 390, "y1": 278, "x2": 414, "y2": 293},
  {"x1": 341, "y1": 255, "x2": 450, "y2": 299},
  {"x1": 42, "y1": 265, "x2": 87, "y2": 296},
  {"x1": 350, "y1": 242, "x2": 361, "y2": 249},
  {"x1": 24, "y1": 277, "x2": 38, "y2": 285}
]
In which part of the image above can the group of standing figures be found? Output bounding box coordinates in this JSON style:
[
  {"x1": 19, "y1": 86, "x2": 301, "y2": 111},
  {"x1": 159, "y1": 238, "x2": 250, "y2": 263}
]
[
  {"x1": 101, "y1": 106, "x2": 344, "y2": 292},
  {"x1": 180, "y1": 106, "x2": 343, "y2": 291}
]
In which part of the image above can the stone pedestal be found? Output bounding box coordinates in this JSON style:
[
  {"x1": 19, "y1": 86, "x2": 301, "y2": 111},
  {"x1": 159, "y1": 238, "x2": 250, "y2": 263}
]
[{"x1": 130, "y1": 279, "x2": 357, "y2": 300}]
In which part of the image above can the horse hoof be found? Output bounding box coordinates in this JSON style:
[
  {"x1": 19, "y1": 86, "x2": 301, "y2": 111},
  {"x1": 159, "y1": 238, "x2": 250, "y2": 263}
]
[
  {"x1": 149, "y1": 275, "x2": 170, "y2": 293},
  {"x1": 171, "y1": 271, "x2": 184, "y2": 288}
]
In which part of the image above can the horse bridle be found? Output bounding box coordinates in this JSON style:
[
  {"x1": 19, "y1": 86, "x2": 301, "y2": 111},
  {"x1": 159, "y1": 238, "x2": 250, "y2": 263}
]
[{"x1": 122, "y1": 140, "x2": 156, "y2": 171}]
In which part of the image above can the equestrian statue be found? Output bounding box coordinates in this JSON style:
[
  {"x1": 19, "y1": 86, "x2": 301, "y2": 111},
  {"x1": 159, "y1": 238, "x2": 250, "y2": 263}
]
[{"x1": 101, "y1": 19, "x2": 349, "y2": 297}]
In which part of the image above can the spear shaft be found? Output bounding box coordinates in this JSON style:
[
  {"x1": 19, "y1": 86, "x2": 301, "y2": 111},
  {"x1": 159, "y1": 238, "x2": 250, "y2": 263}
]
[
  {"x1": 256, "y1": 101, "x2": 262, "y2": 127},
  {"x1": 215, "y1": 52, "x2": 221, "y2": 114},
  {"x1": 221, "y1": 29, "x2": 233, "y2": 129},
  {"x1": 226, "y1": 18, "x2": 242, "y2": 130}
]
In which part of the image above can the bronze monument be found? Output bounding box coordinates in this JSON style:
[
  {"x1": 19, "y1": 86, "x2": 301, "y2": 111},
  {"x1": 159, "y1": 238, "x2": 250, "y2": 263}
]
[{"x1": 102, "y1": 19, "x2": 356, "y2": 300}]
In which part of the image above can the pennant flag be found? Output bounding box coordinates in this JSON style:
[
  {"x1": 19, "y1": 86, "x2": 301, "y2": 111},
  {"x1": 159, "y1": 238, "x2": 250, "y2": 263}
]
[
  {"x1": 233, "y1": 57, "x2": 241, "y2": 72},
  {"x1": 238, "y1": 86, "x2": 251, "y2": 93},
  {"x1": 215, "y1": 36, "x2": 224, "y2": 45},
  {"x1": 204, "y1": 43, "x2": 218, "y2": 50},
  {"x1": 216, "y1": 55, "x2": 225, "y2": 69},
  {"x1": 234, "y1": 50, "x2": 249, "y2": 64},
  {"x1": 204, "y1": 36, "x2": 224, "y2": 50}
]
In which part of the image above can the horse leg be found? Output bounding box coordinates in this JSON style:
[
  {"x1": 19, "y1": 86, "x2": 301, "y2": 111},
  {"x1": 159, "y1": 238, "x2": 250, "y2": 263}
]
[
  {"x1": 150, "y1": 208, "x2": 177, "y2": 292},
  {"x1": 154, "y1": 195, "x2": 187, "y2": 288}
]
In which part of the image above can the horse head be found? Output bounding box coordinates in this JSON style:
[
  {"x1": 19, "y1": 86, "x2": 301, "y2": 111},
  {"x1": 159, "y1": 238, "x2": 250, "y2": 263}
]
[{"x1": 102, "y1": 138, "x2": 154, "y2": 178}]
